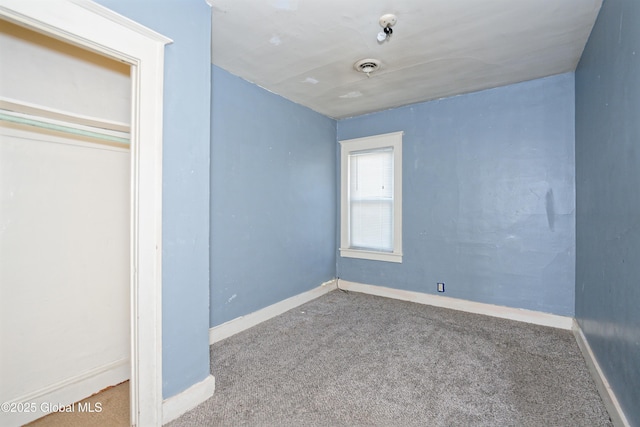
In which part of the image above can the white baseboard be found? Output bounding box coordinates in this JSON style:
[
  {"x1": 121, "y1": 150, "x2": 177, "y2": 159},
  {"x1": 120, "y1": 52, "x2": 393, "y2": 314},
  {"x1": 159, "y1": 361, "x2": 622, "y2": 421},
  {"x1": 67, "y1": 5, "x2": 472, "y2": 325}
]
[
  {"x1": 1, "y1": 358, "x2": 129, "y2": 427},
  {"x1": 572, "y1": 320, "x2": 630, "y2": 427},
  {"x1": 337, "y1": 280, "x2": 574, "y2": 330},
  {"x1": 162, "y1": 374, "x2": 216, "y2": 425},
  {"x1": 209, "y1": 279, "x2": 338, "y2": 344}
]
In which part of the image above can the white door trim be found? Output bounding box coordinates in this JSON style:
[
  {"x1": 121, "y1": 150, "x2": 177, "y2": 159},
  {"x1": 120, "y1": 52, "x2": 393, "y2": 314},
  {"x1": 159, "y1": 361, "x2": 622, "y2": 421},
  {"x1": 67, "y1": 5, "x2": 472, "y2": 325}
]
[{"x1": 0, "y1": 1, "x2": 170, "y2": 425}]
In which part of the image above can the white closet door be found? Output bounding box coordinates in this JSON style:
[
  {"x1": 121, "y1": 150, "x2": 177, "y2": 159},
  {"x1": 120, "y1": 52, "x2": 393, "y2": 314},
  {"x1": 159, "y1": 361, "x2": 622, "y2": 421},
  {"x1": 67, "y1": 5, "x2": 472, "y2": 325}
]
[{"x1": 0, "y1": 125, "x2": 130, "y2": 417}]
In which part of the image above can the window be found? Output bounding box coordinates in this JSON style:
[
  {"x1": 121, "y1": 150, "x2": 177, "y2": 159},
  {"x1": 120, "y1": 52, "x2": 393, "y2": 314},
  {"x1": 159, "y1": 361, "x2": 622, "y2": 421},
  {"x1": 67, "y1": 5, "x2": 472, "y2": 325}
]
[{"x1": 340, "y1": 131, "x2": 402, "y2": 263}]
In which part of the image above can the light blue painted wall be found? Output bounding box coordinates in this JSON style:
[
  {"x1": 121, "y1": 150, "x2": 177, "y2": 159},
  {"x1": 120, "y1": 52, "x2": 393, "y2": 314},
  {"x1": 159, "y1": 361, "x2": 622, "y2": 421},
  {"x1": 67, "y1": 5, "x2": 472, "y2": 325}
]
[
  {"x1": 210, "y1": 66, "x2": 337, "y2": 327},
  {"x1": 575, "y1": 0, "x2": 640, "y2": 423},
  {"x1": 337, "y1": 74, "x2": 576, "y2": 316},
  {"x1": 95, "y1": 0, "x2": 212, "y2": 398}
]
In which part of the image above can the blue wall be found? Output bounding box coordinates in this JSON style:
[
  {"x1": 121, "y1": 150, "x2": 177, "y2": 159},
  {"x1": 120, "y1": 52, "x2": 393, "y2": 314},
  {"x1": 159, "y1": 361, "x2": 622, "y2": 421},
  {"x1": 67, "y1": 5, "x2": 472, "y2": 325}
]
[
  {"x1": 210, "y1": 66, "x2": 336, "y2": 326},
  {"x1": 95, "y1": 0, "x2": 212, "y2": 399},
  {"x1": 338, "y1": 74, "x2": 576, "y2": 316},
  {"x1": 575, "y1": 0, "x2": 640, "y2": 423}
]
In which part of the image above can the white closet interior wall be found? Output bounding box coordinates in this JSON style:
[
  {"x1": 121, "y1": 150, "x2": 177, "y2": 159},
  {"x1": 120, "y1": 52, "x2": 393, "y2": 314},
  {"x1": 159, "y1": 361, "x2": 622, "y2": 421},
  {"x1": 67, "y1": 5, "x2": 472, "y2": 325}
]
[{"x1": 0, "y1": 19, "x2": 132, "y2": 426}]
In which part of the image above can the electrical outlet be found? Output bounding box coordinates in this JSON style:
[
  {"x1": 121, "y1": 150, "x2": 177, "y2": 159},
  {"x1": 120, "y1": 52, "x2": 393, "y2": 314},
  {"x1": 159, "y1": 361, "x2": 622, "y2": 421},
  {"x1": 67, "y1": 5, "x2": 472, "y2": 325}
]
[{"x1": 437, "y1": 282, "x2": 445, "y2": 292}]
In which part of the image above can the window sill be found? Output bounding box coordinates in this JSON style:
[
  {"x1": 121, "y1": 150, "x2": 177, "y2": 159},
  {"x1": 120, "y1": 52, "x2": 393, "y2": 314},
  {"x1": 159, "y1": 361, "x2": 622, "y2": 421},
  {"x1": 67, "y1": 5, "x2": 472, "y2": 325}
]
[{"x1": 339, "y1": 248, "x2": 403, "y2": 263}]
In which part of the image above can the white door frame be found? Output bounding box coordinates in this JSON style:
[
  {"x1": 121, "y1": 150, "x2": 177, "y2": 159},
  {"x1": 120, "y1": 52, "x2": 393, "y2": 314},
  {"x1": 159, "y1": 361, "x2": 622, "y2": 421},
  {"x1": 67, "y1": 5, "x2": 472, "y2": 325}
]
[{"x1": 0, "y1": 1, "x2": 170, "y2": 425}]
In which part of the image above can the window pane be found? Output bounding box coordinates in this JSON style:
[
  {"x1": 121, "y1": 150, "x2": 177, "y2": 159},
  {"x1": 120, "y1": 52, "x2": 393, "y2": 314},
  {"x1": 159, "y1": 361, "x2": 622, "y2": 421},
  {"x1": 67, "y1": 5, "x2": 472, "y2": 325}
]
[
  {"x1": 349, "y1": 148, "x2": 392, "y2": 200},
  {"x1": 350, "y1": 200, "x2": 393, "y2": 251},
  {"x1": 348, "y1": 148, "x2": 394, "y2": 251}
]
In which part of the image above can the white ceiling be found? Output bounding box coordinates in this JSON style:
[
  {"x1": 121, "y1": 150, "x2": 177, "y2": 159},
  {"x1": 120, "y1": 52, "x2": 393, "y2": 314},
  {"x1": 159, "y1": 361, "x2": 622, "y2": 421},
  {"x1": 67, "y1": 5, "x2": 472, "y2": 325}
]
[{"x1": 210, "y1": 0, "x2": 602, "y2": 119}]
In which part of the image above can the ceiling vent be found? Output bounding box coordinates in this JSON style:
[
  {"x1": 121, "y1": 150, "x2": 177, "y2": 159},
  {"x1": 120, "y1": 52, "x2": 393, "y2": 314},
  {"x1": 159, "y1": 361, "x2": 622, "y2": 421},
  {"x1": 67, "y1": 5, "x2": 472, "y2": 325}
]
[{"x1": 354, "y1": 58, "x2": 381, "y2": 77}]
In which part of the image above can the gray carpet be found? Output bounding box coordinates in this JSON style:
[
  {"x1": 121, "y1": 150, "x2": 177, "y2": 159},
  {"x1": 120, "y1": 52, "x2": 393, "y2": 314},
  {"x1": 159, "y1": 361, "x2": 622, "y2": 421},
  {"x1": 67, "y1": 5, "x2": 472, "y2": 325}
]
[{"x1": 169, "y1": 290, "x2": 612, "y2": 426}]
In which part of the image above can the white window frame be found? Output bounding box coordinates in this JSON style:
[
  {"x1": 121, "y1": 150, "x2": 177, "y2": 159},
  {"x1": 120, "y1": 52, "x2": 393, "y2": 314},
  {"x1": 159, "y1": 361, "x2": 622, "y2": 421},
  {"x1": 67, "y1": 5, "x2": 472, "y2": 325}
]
[{"x1": 340, "y1": 131, "x2": 403, "y2": 263}]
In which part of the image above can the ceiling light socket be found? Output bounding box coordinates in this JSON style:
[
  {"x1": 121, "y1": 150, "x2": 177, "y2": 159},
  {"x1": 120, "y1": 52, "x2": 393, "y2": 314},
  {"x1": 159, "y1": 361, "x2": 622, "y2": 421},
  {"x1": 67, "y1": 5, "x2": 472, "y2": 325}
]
[{"x1": 379, "y1": 13, "x2": 397, "y2": 28}]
